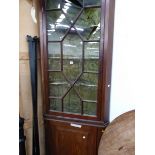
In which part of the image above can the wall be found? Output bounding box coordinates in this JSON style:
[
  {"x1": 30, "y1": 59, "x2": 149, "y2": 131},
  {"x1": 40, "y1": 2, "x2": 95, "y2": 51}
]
[
  {"x1": 110, "y1": 0, "x2": 136, "y2": 121},
  {"x1": 19, "y1": 0, "x2": 45, "y2": 155},
  {"x1": 110, "y1": 1, "x2": 155, "y2": 153}
]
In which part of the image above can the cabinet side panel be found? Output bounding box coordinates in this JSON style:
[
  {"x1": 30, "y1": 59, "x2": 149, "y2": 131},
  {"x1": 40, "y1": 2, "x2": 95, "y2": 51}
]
[{"x1": 101, "y1": 0, "x2": 115, "y2": 122}]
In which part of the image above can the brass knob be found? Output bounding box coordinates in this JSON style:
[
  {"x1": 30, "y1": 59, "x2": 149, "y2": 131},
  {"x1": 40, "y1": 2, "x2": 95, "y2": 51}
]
[{"x1": 83, "y1": 136, "x2": 86, "y2": 139}]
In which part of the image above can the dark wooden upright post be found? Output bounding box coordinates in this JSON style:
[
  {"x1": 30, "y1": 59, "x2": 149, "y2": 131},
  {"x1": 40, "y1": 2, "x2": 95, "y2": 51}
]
[{"x1": 27, "y1": 35, "x2": 40, "y2": 155}]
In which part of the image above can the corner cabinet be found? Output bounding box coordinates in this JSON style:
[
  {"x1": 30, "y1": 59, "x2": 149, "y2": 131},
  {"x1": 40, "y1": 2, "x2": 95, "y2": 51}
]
[{"x1": 39, "y1": 0, "x2": 115, "y2": 154}]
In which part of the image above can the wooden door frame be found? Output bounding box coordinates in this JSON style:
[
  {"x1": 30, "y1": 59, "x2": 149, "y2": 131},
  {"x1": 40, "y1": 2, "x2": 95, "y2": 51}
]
[{"x1": 39, "y1": 0, "x2": 115, "y2": 126}]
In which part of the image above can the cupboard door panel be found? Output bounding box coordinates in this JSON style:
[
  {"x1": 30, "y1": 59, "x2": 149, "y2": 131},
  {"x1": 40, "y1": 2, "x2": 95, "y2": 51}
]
[{"x1": 45, "y1": 120, "x2": 97, "y2": 155}]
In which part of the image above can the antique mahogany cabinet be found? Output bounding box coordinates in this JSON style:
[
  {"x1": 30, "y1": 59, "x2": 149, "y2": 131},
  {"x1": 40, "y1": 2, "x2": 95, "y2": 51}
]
[{"x1": 39, "y1": 0, "x2": 115, "y2": 154}]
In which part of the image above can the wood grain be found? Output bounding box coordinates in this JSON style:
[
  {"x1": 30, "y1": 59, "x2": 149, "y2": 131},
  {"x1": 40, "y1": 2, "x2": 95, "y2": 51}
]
[
  {"x1": 45, "y1": 120, "x2": 97, "y2": 155},
  {"x1": 98, "y1": 110, "x2": 135, "y2": 155}
]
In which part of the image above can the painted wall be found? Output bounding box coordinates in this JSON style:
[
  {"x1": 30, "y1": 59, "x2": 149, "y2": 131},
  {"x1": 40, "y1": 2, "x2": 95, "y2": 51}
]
[
  {"x1": 110, "y1": 0, "x2": 135, "y2": 121},
  {"x1": 19, "y1": 0, "x2": 39, "y2": 53},
  {"x1": 19, "y1": 0, "x2": 45, "y2": 155}
]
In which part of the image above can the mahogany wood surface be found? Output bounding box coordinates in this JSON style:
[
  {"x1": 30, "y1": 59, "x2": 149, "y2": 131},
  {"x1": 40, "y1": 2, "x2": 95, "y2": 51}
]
[
  {"x1": 98, "y1": 110, "x2": 135, "y2": 155},
  {"x1": 45, "y1": 120, "x2": 98, "y2": 155}
]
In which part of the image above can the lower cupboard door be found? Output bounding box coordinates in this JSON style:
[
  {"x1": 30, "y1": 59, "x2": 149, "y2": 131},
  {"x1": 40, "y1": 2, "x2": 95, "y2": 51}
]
[{"x1": 45, "y1": 120, "x2": 98, "y2": 155}]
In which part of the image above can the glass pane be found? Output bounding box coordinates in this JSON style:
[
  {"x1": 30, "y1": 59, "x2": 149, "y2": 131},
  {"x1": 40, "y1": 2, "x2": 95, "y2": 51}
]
[
  {"x1": 75, "y1": 73, "x2": 98, "y2": 101},
  {"x1": 84, "y1": 42, "x2": 99, "y2": 72},
  {"x1": 48, "y1": 59, "x2": 61, "y2": 70},
  {"x1": 49, "y1": 72, "x2": 66, "y2": 82},
  {"x1": 64, "y1": 88, "x2": 81, "y2": 114},
  {"x1": 63, "y1": 28, "x2": 83, "y2": 82},
  {"x1": 49, "y1": 82, "x2": 69, "y2": 97},
  {"x1": 47, "y1": 11, "x2": 71, "y2": 41},
  {"x1": 49, "y1": 72, "x2": 70, "y2": 97},
  {"x1": 62, "y1": 0, "x2": 83, "y2": 23},
  {"x1": 83, "y1": 101, "x2": 96, "y2": 116},
  {"x1": 50, "y1": 98, "x2": 62, "y2": 111},
  {"x1": 84, "y1": 0, "x2": 100, "y2": 6},
  {"x1": 75, "y1": 8, "x2": 101, "y2": 40},
  {"x1": 48, "y1": 42, "x2": 61, "y2": 70},
  {"x1": 48, "y1": 42, "x2": 61, "y2": 57},
  {"x1": 46, "y1": 0, "x2": 61, "y2": 10}
]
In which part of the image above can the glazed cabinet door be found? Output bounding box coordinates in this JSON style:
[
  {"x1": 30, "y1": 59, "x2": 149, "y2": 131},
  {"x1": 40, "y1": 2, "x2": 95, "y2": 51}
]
[
  {"x1": 43, "y1": 0, "x2": 104, "y2": 119},
  {"x1": 45, "y1": 120, "x2": 97, "y2": 155}
]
